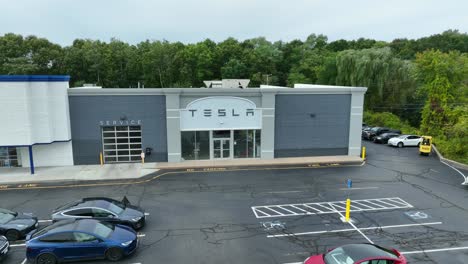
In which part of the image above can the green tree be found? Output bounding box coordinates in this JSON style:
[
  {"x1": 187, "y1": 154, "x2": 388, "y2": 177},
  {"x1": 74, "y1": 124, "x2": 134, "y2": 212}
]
[
  {"x1": 221, "y1": 58, "x2": 248, "y2": 79},
  {"x1": 335, "y1": 47, "x2": 416, "y2": 117},
  {"x1": 286, "y1": 34, "x2": 329, "y2": 86},
  {"x1": 391, "y1": 30, "x2": 468, "y2": 59},
  {"x1": 415, "y1": 50, "x2": 468, "y2": 137}
]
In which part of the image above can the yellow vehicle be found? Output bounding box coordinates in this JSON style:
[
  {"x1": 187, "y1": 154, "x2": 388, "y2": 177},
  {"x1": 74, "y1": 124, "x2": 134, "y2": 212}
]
[{"x1": 419, "y1": 136, "x2": 432, "y2": 155}]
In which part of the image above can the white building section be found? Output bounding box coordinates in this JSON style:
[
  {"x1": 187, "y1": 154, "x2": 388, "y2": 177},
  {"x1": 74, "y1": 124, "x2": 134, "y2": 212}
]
[
  {"x1": 18, "y1": 141, "x2": 74, "y2": 167},
  {"x1": 0, "y1": 76, "x2": 74, "y2": 168},
  {"x1": 251, "y1": 197, "x2": 413, "y2": 218}
]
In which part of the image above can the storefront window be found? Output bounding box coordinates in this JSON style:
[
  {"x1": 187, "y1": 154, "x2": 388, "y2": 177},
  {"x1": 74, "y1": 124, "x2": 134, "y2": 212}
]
[
  {"x1": 0, "y1": 147, "x2": 19, "y2": 167},
  {"x1": 181, "y1": 131, "x2": 209, "y2": 160},
  {"x1": 234, "y1": 130, "x2": 260, "y2": 158}
]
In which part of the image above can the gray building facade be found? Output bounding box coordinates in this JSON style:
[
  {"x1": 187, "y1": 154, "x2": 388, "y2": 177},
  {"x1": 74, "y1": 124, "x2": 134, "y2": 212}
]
[
  {"x1": 67, "y1": 84, "x2": 366, "y2": 165},
  {"x1": 274, "y1": 94, "x2": 351, "y2": 157},
  {"x1": 68, "y1": 95, "x2": 167, "y2": 164}
]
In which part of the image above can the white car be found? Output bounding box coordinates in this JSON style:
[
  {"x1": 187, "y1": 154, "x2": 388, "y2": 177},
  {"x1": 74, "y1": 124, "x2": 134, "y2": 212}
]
[{"x1": 388, "y1": 135, "x2": 421, "y2": 147}]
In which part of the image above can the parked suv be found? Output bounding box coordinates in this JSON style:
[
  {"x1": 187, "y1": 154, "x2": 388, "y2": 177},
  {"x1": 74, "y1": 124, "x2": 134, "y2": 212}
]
[
  {"x1": 362, "y1": 127, "x2": 373, "y2": 139},
  {"x1": 373, "y1": 132, "x2": 400, "y2": 144},
  {"x1": 365, "y1": 127, "x2": 401, "y2": 141}
]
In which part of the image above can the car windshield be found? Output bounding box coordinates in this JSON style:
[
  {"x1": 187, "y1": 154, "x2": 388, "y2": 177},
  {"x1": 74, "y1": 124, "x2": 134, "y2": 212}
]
[
  {"x1": 106, "y1": 201, "x2": 125, "y2": 215},
  {"x1": 324, "y1": 244, "x2": 399, "y2": 264},
  {"x1": 370, "y1": 127, "x2": 379, "y2": 132},
  {"x1": 398, "y1": 135, "x2": 407, "y2": 139},
  {"x1": 93, "y1": 221, "x2": 114, "y2": 238},
  {"x1": 0, "y1": 211, "x2": 15, "y2": 224},
  {"x1": 324, "y1": 247, "x2": 357, "y2": 264}
]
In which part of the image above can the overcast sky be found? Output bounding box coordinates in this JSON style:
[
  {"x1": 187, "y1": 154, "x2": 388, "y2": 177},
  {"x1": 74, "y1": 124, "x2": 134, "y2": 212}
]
[{"x1": 1, "y1": 0, "x2": 467, "y2": 46}]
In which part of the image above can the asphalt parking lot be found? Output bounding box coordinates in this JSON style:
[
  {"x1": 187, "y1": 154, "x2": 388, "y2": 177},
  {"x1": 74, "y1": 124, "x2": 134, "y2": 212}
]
[{"x1": 1, "y1": 141, "x2": 467, "y2": 264}]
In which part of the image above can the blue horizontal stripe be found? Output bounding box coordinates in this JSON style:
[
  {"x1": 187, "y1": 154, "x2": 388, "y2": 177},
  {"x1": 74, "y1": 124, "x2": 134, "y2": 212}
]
[
  {"x1": 0, "y1": 139, "x2": 72, "y2": 148},
  {"x1": 0, "y1": 75, "x2": 70, "y2": 82}
]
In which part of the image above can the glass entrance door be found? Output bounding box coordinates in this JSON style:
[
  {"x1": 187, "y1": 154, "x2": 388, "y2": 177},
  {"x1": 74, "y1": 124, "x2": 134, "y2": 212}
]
[{"x1": 213, "y1": 139, "x2": 230, "y2": 159}]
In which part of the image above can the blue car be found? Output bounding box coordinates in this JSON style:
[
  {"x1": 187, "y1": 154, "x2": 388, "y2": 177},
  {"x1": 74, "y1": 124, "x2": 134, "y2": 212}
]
[{"x1": 26, "y1": 219, "x2": 138, "y2": 264}]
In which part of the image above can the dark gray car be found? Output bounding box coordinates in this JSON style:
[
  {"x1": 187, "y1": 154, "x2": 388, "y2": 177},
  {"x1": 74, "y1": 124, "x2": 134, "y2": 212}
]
[
  {"x1": 0, "y1": 208, "x2": 38, "y2": 241},
  {"x1": 51, "y1": 197, "x2": 146, "y2": 230}
]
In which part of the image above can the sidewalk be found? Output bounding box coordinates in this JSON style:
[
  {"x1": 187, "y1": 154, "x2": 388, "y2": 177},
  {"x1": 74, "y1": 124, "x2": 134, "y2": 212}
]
[
  {"x1": 155, "y1": 155, "x2": 363, "y2": 169},
  {"x1": 0, "y1": 163, "x2": 159, "y2": 184},
  {"x1": 0, "y1": 155, "x2": 363, "y2": 185}
]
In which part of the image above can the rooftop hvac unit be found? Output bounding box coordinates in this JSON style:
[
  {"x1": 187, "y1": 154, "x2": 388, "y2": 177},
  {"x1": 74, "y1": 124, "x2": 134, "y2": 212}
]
[{"x1": 204, "y1": 79, "x2": 250, "y2": 89}]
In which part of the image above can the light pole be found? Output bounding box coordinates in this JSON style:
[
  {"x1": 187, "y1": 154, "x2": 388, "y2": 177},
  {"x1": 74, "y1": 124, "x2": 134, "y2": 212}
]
[{"x1": 265, "y1": 74, "x2": 272, "y2": 85}]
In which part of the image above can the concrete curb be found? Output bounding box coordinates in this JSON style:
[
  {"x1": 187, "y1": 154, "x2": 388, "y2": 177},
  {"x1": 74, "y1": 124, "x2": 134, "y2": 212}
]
[
  {"x1": 432, "y1": 145, "x2": 468, "y2": 171},
  {"x1": 155, "y1": 159, "x2": 364, "y2": 170}
]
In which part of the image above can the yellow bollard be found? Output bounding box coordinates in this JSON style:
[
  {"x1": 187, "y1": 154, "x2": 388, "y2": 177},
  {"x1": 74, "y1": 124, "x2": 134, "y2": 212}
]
[
  {"x1": 362, "y1": 146, "x2": 366, "y2": 160},
  {"x1": 345, "y1": 198, "x2": 351, "y2": 222},
  {"x1": 100, "y1": 152, "x2": 103, "y2": 166}
]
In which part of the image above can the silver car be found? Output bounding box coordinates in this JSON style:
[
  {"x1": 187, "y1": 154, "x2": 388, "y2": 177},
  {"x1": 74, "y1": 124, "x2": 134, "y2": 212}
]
[{"x1": 51, "y1": 197, "x2": 146, "y2": 230}]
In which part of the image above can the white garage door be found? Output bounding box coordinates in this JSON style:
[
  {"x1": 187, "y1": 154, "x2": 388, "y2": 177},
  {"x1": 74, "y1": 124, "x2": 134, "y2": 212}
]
[{"x1": 102, "y1": 126, "x2": 142, "y2": 163}]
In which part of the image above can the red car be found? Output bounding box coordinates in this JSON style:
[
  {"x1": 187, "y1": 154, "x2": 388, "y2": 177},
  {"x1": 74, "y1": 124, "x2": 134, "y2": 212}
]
[{"x1": 304, "y1": 243, "x2": 407, "y2": 264}]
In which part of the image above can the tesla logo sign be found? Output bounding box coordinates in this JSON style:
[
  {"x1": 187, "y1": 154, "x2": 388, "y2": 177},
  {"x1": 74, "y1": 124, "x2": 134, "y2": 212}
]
[
  {"x1": 180, "y1": 97, "x2": 261, "y2": 130},
  {"x1": 188, "y1": 108, "x2": 255, "y2": 117}
]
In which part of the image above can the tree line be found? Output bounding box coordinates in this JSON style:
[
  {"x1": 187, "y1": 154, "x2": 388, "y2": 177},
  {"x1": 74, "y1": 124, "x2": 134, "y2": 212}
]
[{"x1": 0, "y1": 30, "x2": 467, "y2": 162}]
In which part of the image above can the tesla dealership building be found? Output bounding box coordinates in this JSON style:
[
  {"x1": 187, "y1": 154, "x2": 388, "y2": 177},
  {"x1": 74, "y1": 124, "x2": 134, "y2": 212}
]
[{"x1": 0, "y1": 75, "x2": 366, "y2": 169}]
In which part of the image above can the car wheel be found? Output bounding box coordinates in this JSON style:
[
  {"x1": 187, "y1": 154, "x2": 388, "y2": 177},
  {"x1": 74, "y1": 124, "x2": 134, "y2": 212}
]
[
  {"x1": 397, "y1": 142, "x2": 404, "y2": 148},
  {"x1": 5, "y1": 229, "x2": 20, "y2": 241},
  {"x1": 417, "y1": 142, "x2": 420, "y2": 147},
  {"x1": 36, "y1": 253, "x2": 57, "y2": 264},
  {"x1": 106, "y1": 247, "x2": 124, "y2": 261}
]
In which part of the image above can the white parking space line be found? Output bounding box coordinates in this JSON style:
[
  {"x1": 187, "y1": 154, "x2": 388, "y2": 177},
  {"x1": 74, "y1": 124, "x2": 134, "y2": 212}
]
[
  {"x1": 267, "y1": 222, "x2": 443, "y2": 238},
  {"x1": 251, "y1": 197, "x2": 413, "y2": 218},
  {"x1": 252, "y1": 208, "x2": 270, "y2": 218},
  {"x1": 263, "y1": 207, "x2": 286, "y2": 216},
  {"x1": 137, "y1": 233, "x2": 146, "y2": 237},
  {"x1": 339, "y1": 187, "x2": 379, "y2": 190},
  {"x1": 20, "y1": 258, "x2": 27, "y2": 264},
  {"x1": 277, "y1": 206, "x2": 299, "y2": 215},
  {"x1": 266, "y1": 190, "x2": 303, "y2": 194},
  {"x1": 331, "y1": 203, "x2": 346, "y2": 210},
  {"x1": 440, "y1": 160, "x2": 468, "y2": 185},
  {"x1": 352, "y1": 201, "x2": 375, "y2": 209},
  {"x1": 402, "y1": 246, "x2": 468, "y2": 254},
  {"x1": 38, "y1": 220, "x2": 53, "y2": 223},
  {"x1": 10, "y1": 243, "x2": 26, "y2": 247},
  {"x1": 387, "y1": 197, "x2": 412, "y2": 207},
  {"x1": 289, "y1": 205, "x2": 309, "y2": 213},
  {"x1": 328, "y1": 203, "x2": 374, "y2": 244},
  {"x1": 302, "y1": 204, "x2": 324, "y2": 213},
  {"x1": 372, "y1": 199, "x2": 401, "y2": 208},
  {"x1": 144, "y1": 213, "x2": 150, "y2": 216}
]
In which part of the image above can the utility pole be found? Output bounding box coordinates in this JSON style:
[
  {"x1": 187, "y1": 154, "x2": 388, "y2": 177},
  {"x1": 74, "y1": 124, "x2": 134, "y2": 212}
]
[
  {"x1": 265, "y1": 74, "x2": 272, "y2": 85},
  {"x1": 158, "y1": 68, "x2": 164, "y2": 88}
]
